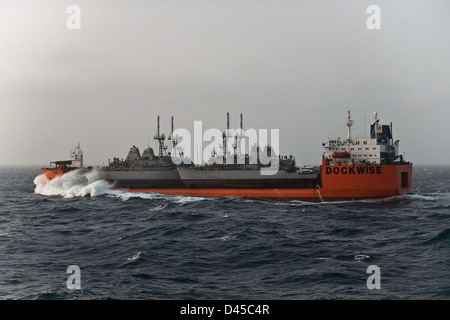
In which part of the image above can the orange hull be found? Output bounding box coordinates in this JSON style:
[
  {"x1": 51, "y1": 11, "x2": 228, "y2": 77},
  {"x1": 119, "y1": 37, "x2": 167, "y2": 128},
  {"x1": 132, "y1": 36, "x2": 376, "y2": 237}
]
[
  {"x1": 116, "y1": 161, "x2": 413, "y2": 202},
  {"x1": 118, "y1": 187, "x2": 322, "y2": 201},
  {"x1": 41, "y1": 168, "x2": 78, "y2": 180},
  {"x1": 41, "y1": 168, "x2": 66, "y2": 180},
  {"x1": 318, "y1": 161, "x2": 412, "y2": 200},
  {"x1": 41, "y1": 161, "x2": 413, "y2": 202}
]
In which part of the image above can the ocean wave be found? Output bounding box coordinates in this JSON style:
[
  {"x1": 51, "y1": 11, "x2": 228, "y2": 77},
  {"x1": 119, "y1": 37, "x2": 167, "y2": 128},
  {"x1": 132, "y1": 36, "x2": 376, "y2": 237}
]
[
  {"x1": 354, "y1": 254, "x2": 371, "y2": 261},
  {"x1": 33, "y1": 170, "x2": 207, "y2": 203},
  {"x1": 110, "y1": 191, "x2": 164, "y2": 202},
  {"x1": 127, "y1": 251, "x2": 143, "y2": 262},
  {"x1": 34, "y1": 170, "x2": 114, "y2": 198},
  {"x1": 404, "y1": 193, "x2": 450, "y2": 202},
  {"x1": 422, "y1": 228, "x2": 450, "y2": 245},
  {"x1": 282, "y1": 193, "x2": 450, "y2": 206}
]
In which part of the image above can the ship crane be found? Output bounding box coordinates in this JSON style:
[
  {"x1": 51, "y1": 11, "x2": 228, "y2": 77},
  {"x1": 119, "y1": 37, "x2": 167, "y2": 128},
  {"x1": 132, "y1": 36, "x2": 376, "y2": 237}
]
[
  {"x1": 237, "y1": 113, "x2": 245, "y2": 157},
  {"x1": 232, "y1": 113, "x2": 245, "y2": 157},
  {"x1": 154, "y1": 115, "x2": 167, "y2": 157},
  {"x1": 346, "y1": 109, "x2": 354, "y2": 144},
  {"x1": 222, "y1": 112, "x2": 231, "y2": 161},
  {"x1": 168, "y1": 116, "x2": 182, "y2": 157}
]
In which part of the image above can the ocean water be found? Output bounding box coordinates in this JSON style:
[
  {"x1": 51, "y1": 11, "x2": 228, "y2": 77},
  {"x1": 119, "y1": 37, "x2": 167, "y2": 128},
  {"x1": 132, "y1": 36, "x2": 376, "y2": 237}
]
[{"x1": 0, "y1": 165, "x2": 449, "y2": 300}]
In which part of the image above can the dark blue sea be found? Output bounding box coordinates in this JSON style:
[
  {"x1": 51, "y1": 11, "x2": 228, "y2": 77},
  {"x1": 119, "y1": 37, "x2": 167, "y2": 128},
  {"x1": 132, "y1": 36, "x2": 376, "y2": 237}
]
[{"x1": 0, "y1": 165, "x2": 449, "y2": 301}]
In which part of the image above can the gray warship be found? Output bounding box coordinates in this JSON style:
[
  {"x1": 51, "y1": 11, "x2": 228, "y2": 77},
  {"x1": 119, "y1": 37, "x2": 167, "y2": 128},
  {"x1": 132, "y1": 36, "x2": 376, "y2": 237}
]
[
  {"x1": 99, "y1": 113, "x2": 319, "y2": 191},
  {"x1": 175, "y1": 112, "x2": 319, "y2": 189},
  {"x1": 99, "y1": 116, "x2": 185, "y2": 188}
]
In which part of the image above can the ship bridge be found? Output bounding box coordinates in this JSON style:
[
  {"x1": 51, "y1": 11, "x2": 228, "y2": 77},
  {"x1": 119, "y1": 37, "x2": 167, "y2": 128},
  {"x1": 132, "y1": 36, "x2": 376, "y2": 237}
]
[{"x1": 322, "y1": 111, "x2": 400, "y2": 165}]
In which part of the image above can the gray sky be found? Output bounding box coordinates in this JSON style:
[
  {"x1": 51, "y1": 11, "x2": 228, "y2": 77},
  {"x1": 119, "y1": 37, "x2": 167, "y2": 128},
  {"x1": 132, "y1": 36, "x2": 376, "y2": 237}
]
[{"x1": 1, "y1": 0, "x2": 449, "y2": 166}]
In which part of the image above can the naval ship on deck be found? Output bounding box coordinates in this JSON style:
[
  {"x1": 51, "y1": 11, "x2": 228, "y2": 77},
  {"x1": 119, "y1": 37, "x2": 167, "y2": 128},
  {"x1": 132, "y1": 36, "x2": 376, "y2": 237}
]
[
  {"x1": 41, "y1": 110, "x2": 412, "y2": 202},
  {"x1": 98, "y1": 116, "x2": 184, "y2": 188}
]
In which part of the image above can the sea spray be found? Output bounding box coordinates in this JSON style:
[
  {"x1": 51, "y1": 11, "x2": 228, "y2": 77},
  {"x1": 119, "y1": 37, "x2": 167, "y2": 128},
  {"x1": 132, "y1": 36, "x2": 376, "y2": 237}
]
[
  {"x1": 34, "y1": 169, "x2": 113, "y2": 198},
  {"x1": 33, "y1": 169, "x2": 200, "y2": 202}
]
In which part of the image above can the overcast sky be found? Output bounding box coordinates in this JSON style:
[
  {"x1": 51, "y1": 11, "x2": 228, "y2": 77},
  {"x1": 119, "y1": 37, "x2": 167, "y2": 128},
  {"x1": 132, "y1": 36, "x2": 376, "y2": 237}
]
[{"x1": 1, "y1": 0, "x2": 449, "y2": 166}]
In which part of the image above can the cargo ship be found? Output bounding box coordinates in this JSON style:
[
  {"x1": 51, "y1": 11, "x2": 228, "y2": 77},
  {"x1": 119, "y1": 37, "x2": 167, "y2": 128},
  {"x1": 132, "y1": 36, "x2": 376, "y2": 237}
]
[{"x1": 41, "y1": 111, "x2": 412, "y2": 202}]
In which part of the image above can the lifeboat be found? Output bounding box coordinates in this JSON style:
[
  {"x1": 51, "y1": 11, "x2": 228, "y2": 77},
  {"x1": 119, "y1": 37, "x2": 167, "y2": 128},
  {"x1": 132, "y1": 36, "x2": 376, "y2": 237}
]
[{"x1": 332, "y1": 151, "x2": 351, "y2": 158}]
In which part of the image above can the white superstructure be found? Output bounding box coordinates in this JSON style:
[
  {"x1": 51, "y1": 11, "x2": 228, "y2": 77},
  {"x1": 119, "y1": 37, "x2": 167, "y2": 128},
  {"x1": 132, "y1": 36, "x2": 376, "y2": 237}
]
[
  {"x1": 70, "y1": 143, "x2": 84, "y2": 168},
  {"x1": 322, "y1": 110, "x2": 400, "y2": 165}
]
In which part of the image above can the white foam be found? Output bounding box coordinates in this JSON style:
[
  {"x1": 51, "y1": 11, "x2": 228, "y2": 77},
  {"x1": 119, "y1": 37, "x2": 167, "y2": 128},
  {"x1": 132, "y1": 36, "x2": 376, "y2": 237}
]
[
  {"x1": 112, "y1": 191, "x2": 163, "y2": 201},
  {"x1": 127, "y1": 252, "x2": 142, "y2": 262},
  {"x1": 34, "y1": 169, "x2": 209, "y2": 202},
  {"x1": 171, "y1": 195, "x2": 208, "y2": 204},
  {"x1": 405, "y1": 193, "x2": 450, "y2": 202},
  {"x1": 34, "y1": 169, "x2": 115, "y2": 198},
  {"x1": 148, "y1": 203, "x2": 169, "y2": 211},
  {"x1": 354, "y1": 254, "x2": 370, "y2": 261}
]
